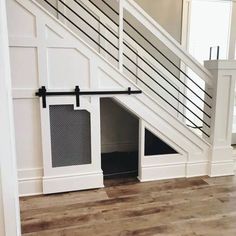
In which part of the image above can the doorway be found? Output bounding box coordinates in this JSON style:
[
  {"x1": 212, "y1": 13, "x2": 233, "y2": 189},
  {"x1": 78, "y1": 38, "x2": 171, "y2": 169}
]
[{"x1": 100, "y1": 98, "x2": 139, "y2": 181}]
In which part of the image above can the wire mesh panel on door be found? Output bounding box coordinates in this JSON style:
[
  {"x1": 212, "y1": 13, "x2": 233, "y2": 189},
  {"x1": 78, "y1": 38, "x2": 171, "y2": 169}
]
[{"x1": 49, "y1": 105, "x2": 92, "y2": 167}]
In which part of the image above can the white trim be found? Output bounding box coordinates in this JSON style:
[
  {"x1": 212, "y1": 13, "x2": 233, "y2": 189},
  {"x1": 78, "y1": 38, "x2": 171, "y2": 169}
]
[
  {"x1": 209, "y1": 160, "x2": 235, "y2": 177},
  {"x1": 43, "y1": 172, "x2": 104, "y2": 194},
  {"x1": 18, "y1": 178, "x2": 43, "y2": 197},
  {"x1": 186, "y1": 161, "x2": 209, "y2": 177},
  {"x1": 232, "y1": 147, "x2": 236, "y2": 170},
  {"x1": 18, "y1": 168, "x2": 43, "y2": 197},
  {"x1": 0, "y1": 0, "x2": 21, "y2": 234},
  {"x1": 139, "y1": 163, "x2": 186, "y2": 182}
]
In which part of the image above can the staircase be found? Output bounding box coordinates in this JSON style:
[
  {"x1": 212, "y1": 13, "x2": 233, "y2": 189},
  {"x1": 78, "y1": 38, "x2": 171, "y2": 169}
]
[
  {"x1": 36, "y1": 0, "x2": 213, "y2": 136},
  {"x1": 7, "y1": 0, "x2": 236, "y2": 195}
]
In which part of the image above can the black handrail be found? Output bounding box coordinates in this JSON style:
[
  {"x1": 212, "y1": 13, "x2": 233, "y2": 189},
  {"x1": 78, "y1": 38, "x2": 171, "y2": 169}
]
[
  {"x1": 40, "y1": 0, "x2": 211, "y2": 136},
  {"x1": 99, "y1": 0, "x2": 212, "y2": 100},
  {"x1": 123, "y1": 65, "x2": 210, "y2": 137},
  {"x1": 123, "y1": 53, "x2": 210, "y2": 128},
  {"x1": 57, "y1": 0, "x2": 211, "y2": 118},
  {"x1": 85, "y1": 0, "x2": 212, "y2": 108},
  {"x1": 123, "y1": 42, "x2": 212, "y2": 113},
  {"x1": 123, "y1": 20, "x2": 212, "y2": 99},
  {"x1": 43, "y1": 0, "x2": 119, "y2": 61}
]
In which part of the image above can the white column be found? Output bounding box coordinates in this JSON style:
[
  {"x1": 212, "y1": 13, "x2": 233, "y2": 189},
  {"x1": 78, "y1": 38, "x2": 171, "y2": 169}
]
[
  {"x1": 204, "y1": 60, "x2": 236, "y2": 177},
  {"x1": 0, "y1": 0, "x2": 21, "y2": 235}
]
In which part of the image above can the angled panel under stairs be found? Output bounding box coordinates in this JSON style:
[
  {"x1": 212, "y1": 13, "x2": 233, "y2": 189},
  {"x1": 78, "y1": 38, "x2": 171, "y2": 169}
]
[{"x1": 145, "y1": 129, "x2": 178, "y2": 156}]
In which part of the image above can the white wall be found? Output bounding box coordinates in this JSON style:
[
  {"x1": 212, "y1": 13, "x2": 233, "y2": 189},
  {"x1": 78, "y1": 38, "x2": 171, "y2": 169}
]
[
  {"x1": 6, "y1": 0, "x2": 44, "y2": 196},
  {"x1": 100, "y1": 98, "x2": 139, "y2": 153},
  {"x1": 229, "y1": 2, "x2": 236, "y2": 59},
  {"x1": 0, "y1": 178, "x2": 4, "y2": 236},
  {"x1": 0, "y1": 0, "x2": 21, "y2": 234},
  {"x1": 186, "y1": 0, "x2": 232, "y2": 128},
  {"x1": 134, "y1": 0, "x2": 183, "y2": 43}
]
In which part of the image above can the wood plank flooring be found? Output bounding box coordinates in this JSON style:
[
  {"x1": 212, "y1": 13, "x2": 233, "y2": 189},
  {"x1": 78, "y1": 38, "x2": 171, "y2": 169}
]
[{"x1": 20, "y1": 175, "x2": 236, "y2": 236}]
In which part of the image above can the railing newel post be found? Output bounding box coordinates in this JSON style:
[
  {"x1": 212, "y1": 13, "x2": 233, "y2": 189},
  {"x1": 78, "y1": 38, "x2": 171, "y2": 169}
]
[{"x1": 204, "y1": 60, "x2": 236, "y2": 177}]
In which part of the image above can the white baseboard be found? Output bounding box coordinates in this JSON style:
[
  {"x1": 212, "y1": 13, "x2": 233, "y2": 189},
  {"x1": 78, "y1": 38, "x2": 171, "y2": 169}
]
[
  {"x1": 232, "y1": 147, "x2": 236, "y2": 171},
  {"x1": 139, "y1": 160, "x2": 211, "y2": 182},
  {"x1": 139, "y1": 163, "x2": 186, "y2": 182},
  {"x1": 43, "y1": 172, "x2": 104, "y2": 194},
  {"x1": 209, "y1": 161, "x2": 235, "y2": 177},
  {"x1": 18, "y1": 168, "x2": 43, "y2": 197},
  {"x1": 18, "y1": 168, "x2": 104, "y2": 196},
  {"x1": 19, "y1": 178, "x2": 43, "y2": 197},
  {"x1": 186, "y1": 161, "x2": 208, "y2": 177}
]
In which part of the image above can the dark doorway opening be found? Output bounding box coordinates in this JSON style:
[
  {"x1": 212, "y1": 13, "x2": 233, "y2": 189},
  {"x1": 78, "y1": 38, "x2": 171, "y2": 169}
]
[
  {"x1": 145, "y1": 129, "x2": 178, "y2": 156},
  {"x1": 100, "y1": 98, "x2": 139, "y2": 181}
]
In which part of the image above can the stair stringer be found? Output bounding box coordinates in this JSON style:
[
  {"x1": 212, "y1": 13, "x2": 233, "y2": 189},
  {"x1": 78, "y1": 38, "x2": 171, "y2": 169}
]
[{"x1": 11, "y1": 0, "x2": 212, "y2": 184}]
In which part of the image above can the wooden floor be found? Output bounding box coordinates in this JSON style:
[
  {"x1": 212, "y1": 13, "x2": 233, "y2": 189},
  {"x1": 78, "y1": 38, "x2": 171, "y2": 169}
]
[{"x1": 20, "y1": 175, "x2": 236, "y2": 236}]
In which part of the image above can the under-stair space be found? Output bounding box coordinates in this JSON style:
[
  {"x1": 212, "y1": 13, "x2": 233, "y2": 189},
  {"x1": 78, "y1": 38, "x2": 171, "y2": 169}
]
[
  {"x1": 6, "y1": 0, "x2": 236, "y2": 196},
  {"x1": 100, "y1": 98, "x2": 139, "y2": 180}
]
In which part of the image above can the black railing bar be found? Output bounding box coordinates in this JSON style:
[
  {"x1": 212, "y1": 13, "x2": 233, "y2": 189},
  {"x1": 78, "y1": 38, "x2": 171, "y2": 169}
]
[
  {"x1": 217, "y1": 46, "x2": 220, "y2": 60},
  {"x1": 122, "y1": 26, "x2": 212, "y2": 99},
  {"x1": 84, "y1": 0, "x2": 212, "y2": 100},
  {"x1": 123, "y1": 42, "x2": 212, "y2": 111},
  {"x1": 43, "y1": 0, "x2": 119, "y2": 62},
  {"x1": 123, "y1": 21, "x2": 213, "y2": 99},
  {"x1": 209, "y1": 47, "x2": 212, "y2": 60},
  {"x1": 123, "y1": 40, "x2": 212, "y2": 108},
  {"x1": 123, "y1": 64, "x2": 210, "y2": 137},
  {"x1": 57, "y1": 0, "x2": 119, "y2": 51},
  {"x1": 88, "y1": 0, "x2": 119, "y2": 27},
  {"x1": 94, "y1": 0, "x2": 212, "y2": 99},
  {"x1": 73, "y1": 0, "x2": 119, "y2": 39},
  {"x1": 101, "y1": 0, "x2": 119, "y2": 15},
  {"x1": 187, "y1": 124, "x2": 203, "y2": 129},
  {"x1": 124, "y1": 48, "x2": 211, "y2": 118},
  {"x1": 124, "y1": 53, "x2": 211, "y2": 128}
]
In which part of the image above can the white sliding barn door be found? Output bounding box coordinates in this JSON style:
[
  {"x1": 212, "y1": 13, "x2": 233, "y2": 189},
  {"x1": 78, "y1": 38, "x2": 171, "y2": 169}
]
[{"x1": 40, "y1": 96, "x2": 103, "y2": 194}]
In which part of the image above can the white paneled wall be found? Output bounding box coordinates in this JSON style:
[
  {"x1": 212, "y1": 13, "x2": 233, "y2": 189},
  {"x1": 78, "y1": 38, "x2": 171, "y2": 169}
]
[
  {"x1": 7, "y1": 0, "x2": 42, "y2": 196},
  {"x1": 7, "y1": 0, "x2": 104, "y2": 195},
  {"x1": 0, "y1": 0, "x2": 21, "y2": 233},
  {"x1": 7, "y1": 0, "x2": 212, "y2": 196}
]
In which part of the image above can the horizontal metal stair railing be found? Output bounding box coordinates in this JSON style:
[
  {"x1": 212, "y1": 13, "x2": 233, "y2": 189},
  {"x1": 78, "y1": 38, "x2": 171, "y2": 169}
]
[{"x1": 37, "y1": 0, "x2": 213, "y2": 137}]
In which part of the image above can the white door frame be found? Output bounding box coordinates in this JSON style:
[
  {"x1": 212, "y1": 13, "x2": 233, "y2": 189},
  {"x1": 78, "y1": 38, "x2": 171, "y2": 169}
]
[{"x1": 0, "y1": 0, "x2": 21, "y2": 235}]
